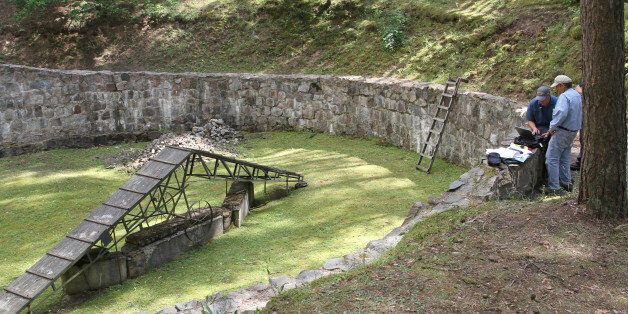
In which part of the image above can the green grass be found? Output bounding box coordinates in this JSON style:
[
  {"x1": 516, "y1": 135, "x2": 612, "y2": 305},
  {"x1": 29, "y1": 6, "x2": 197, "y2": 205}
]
[
  {"x1": 263, "y1": 202, "x2": 493, "y2": 312},
  {"x1": 0, "y1": 143, "x2": 145, "y2": 291},
  {"x1": 0, "y1": 132, "x2": 464, "y2": 313},
  {"x1": 263, "y1": 198, "x2": 628, "y2": 312}
]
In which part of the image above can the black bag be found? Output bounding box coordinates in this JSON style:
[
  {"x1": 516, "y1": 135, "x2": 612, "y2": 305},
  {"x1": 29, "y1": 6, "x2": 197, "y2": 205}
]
[
  {"x1": 514, "y1": 135, "x2": 543, "y2": 149},
  {"x1": 487, "y1": 152, "x2": 501, "y2": 167}
]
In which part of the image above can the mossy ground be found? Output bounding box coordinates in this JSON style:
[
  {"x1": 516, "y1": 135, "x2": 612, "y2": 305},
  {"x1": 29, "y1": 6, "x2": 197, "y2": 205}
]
[{"x1": 0, "y1": 132, "x2": 463, "y2": 312}]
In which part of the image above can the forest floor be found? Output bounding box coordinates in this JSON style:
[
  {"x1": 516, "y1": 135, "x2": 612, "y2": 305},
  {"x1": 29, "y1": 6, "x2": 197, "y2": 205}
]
[{"x1": 266, "y1": 198, "x2": 628, "y2": 312}]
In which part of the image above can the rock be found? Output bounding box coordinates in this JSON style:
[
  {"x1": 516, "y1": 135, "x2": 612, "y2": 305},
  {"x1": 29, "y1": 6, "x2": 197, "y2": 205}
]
[
  {"x1": 156, "y1": 307, "x2": 178, "y2": 314},
  {"x1": 296, "y1": 269, "x2": 326, "y2": 283},
  {"x1": 269, "y1": 276, "x2": 298, "y2": 292},
  {"x1": 385, "y1": 226, "x2": 405, "y2": 238},
  {"x1": 249, "y1": 283, "x2": 271, "y2": 292},
  {"x1": 175, "y1": 300, "x2": 201, "y2": 311},
  {"x1": 366, "y1": 236, "x2": 402, "y2": 255},
  {"x1": 204, "y1": 293, "x2": 238, "y2": 313},
  {"x1": 322, "y1": 257, "x2": 349, "y2": 271},
  {"x1": 448, "y1": 180, "x2": 465, "y2": 191},
  {"x1": 344, "y1": 249, "x2": 380, "y2": 268},
  {"x1": 405, "y1": 201, "x2": 425, "y2": 221},
  {"x1": 427, "y1": 195, "x2": 440, "y2": 205}
]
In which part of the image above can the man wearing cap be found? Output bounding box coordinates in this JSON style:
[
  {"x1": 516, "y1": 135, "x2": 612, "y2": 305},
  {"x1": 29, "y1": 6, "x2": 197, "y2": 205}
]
[
  {"x1": 571, "y1": 81, "x2": 585, "y2": 171},
  {"x1": 544, "y1": 75, "x2": 583, "y2": 194},
  {"x1": 526, "y1": 85, "x2": 558, "y2": 135}
]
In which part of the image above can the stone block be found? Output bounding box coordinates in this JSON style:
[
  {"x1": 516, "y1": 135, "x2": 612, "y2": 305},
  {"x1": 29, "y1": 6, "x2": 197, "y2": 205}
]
[
  {"x1": 223, "y1": 191, "x2": 250, "y2": 228},
  {"x1": 61, "y1": 252, "x2": 127, "y2": 295},
  {"x1": 125, "y1": 216, "x2": 223, "y2": 278}
]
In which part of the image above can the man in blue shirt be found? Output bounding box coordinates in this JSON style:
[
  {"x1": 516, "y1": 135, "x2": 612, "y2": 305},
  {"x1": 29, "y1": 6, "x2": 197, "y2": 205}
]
[
  {"x1": 544, "y1": 75, "x2": 583, "y2": 194},
  {"x1": 526, "y1": 85, "x2": 558, "y2": 135},
  {"x1": 571, "y1": 81, "x2": 585, "y2": 171}
]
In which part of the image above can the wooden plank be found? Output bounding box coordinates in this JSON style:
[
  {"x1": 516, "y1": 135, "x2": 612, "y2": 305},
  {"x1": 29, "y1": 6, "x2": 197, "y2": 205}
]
[
  {"x1": 4, "y1": 273, "x2": 50, "y2": 300},
  {"x1": 67, "y1": 221, "x2": 109, "y2": 243},
  {"x1": 153, "y1": 148, "x2": 191, "y2": 165},
  {"x1": 104, "y1": 190, "x2": 145, "y2": 209},
  {"x1": 86, "y1": 205, "x2": 127, "y2": 226},
  {"x1": 121, "y1": 175, "x2": 160, "y2": 194},
  {"x1": 28, "y1": 255, "x2": 73, "y2": 280},
  {"x1": 137, "y1": 161, "x2": 176, "y2": 179},
  {"x1": 48, "y1": 237, "x2": 91, "y2": 261},
  {"x1": 0, "y1": 292, "x2": 30, "y2": 313}
]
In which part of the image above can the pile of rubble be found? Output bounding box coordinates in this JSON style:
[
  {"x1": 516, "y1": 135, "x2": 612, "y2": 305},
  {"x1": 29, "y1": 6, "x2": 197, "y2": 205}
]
[
  {"x1": 103, "y1": 119, "x2": 242, "y2": 172},
  {"x1": 191, "y1": 119, "x2": 241, "y2": 146}
]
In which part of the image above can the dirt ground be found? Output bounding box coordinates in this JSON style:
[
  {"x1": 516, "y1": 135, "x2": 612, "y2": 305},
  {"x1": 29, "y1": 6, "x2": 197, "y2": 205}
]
[{"x1": 268, "y1": 200, "x2": 628, "y2": 312}]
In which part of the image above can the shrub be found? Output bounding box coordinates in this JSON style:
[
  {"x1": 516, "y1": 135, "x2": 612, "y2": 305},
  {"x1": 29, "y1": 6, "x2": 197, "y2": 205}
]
[
  {"x1": 14, "y1": 0, "x2": 65, "y2": 19},
  {"x1": 67, "y1": 1, "x2": 133, "y2": 23},
  {"x1": 378, "y1": 9, "x2": 408, "y2": 51}
]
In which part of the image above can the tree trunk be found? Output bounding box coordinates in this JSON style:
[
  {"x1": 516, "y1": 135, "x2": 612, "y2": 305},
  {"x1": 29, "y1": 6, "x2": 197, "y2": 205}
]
[{"x1": 579, "y1": 0, "x2": 627, "y2": 218}]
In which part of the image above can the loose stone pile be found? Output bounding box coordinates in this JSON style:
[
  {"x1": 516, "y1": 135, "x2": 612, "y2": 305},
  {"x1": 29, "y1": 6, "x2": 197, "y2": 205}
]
[{"x1": 103, "y1": 119, "x2": 242, "y2": 171}]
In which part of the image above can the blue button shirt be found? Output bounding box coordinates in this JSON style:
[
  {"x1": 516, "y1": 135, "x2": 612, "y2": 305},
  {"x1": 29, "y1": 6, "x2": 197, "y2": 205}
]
[
  {"x1": 550, "y1": 88, "x2": 582, "y2": 132},
  {"x1": 526, "y1": 96, "x2": 557, "y2": 128}
]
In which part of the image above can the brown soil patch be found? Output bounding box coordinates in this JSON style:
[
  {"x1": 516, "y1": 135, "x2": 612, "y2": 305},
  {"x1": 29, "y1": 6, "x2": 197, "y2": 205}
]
[
  {"x1": 504, "y1": 12, "x2": 559, "y2": 38},
  {"x1": 269, "y1": 200, "x2": 628, "y2": 312},
  {"x1": 0, "y1": 2, "x2": 16, "y2": 24}
]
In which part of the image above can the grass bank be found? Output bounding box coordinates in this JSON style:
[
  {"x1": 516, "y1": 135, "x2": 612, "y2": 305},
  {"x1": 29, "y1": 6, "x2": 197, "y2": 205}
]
[
  {"x1": 266, "y1": 198, "x2": 628, "y2": 312},
  {"x1": 0, "y1": 0, "x2": 596, "y2": 99},
  {"x1": 0, "y1": 132, "x2": 464, "y2": 312}
]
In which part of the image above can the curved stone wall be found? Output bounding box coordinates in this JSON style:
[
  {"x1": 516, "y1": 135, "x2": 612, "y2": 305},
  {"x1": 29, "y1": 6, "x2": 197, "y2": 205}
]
[{"x1": 0, "y1": 64, "x2": 525, "y2": 166}]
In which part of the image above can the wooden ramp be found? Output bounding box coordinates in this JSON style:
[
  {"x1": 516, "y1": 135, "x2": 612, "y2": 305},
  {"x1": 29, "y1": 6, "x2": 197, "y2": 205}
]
[{"x1": 0, "y1": 147, "x2": 305, "y2": 313}]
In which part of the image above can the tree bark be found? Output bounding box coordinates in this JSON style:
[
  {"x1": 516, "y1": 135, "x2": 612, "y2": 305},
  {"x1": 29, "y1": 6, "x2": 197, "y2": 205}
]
[{"x1": 579, "y1": 0, "x2": 627, "y2": 218}]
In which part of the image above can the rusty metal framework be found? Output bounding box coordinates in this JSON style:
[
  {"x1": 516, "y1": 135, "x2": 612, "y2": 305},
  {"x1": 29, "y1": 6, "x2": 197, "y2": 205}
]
[{"x1": 0, "y1": 147, "x2": 305, "y2": 313}]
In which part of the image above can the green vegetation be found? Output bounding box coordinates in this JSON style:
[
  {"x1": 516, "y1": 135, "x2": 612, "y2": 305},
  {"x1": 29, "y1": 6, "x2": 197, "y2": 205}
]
[
  {"x1": 1, "y1": 0, "x2": 609, "y2": 98},
  {"x1": 264, "y1": 203, "x2": 492, "y2": 312},
  {"x1": 265, "y1": 199, "x2": 628, "y2": 312},
  {"x1": 0, "y1": 132, "x2": 464, "y2": 312}
]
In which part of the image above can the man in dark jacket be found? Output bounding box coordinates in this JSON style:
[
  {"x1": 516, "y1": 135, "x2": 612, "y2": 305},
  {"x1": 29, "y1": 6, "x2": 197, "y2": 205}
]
[{"x1": 526, "y1": 85, "x2": 558, "y2": 135}]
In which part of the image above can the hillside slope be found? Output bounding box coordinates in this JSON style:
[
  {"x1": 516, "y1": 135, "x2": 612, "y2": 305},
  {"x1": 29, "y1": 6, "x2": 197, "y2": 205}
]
[
  {"x1": 0, "y1": 0, "x2": 588, "y2": 99},
  {"x1": 265, "y1": 200, "x2": 628, "y2": 312}
]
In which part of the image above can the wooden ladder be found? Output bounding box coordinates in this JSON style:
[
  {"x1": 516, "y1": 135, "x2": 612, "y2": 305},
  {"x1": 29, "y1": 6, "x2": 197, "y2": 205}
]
[{"x1": 416, "y1": 77, "x2": 468, "y2": 174}]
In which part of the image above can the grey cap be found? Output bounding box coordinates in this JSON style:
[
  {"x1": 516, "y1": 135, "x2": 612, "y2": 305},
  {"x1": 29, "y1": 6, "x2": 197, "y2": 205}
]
[
  {"x1": 534, "y1": 85, "x2": 550, "y2": 101},
  {"x1": 551, "y1": 75, "x2": 573, "y2": 87}
]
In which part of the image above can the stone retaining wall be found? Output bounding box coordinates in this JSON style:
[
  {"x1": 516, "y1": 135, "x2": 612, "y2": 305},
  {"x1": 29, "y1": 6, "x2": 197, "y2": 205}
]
[{"x1": 0, "y1": 64, "x2": 526, "y2": 166}]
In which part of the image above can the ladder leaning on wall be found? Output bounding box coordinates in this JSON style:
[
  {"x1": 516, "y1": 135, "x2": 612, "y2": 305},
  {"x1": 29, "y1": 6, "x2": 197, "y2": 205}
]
[{"x1": 416, "y1": 77, "x2": 468, "y2": 174}]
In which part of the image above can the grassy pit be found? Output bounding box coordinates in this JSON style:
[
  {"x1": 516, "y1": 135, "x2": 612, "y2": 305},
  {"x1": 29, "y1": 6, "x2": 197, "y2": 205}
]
[{"x1": 0, "y1": 132, "x2": 464, "y2": 312}]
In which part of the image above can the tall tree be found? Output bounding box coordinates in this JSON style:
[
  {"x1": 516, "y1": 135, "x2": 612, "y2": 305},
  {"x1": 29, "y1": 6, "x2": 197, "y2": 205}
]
[{"x1": 579, "y1": 0, "x2": 627, "y2": 218}]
